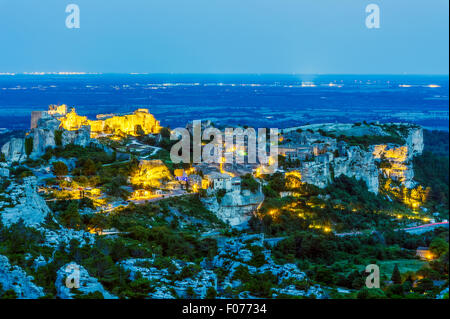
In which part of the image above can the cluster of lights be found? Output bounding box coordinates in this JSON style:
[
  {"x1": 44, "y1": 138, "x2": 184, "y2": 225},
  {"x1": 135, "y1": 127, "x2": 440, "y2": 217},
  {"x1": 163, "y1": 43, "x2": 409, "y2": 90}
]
[{"x1": 308, "y1": 224, "x2": 332, "y2": 233}]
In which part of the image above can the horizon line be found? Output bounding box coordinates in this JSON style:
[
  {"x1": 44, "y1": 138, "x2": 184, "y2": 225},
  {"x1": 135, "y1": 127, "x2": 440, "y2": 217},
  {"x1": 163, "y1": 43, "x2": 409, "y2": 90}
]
[{"x1": 0, "y1": 72, "x2": 449, "y2": 77}]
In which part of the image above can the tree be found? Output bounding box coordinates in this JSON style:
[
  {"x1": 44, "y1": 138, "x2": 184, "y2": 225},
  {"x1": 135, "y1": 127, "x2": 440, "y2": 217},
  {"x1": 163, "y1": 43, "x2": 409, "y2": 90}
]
[
  {"x1": 357, "y1": 288, "x2": 386, "y2": 299},
  {"x1": 1, "y1": 289, "x2": 18, "y2": 299},
  {"x1": 391, "y1": 264, "x2": 402, "y2": 284},
  {"x1": 241, "y1": 174, "x2": 259, "y2": 193},
  {"x1": 278, "y1": 155, "x2": 286, "y2": 169},
  {"x1": 179, "y1": 264, "x2": 201, "y2": 279},
  {"x1": 249, "y1": 249, "x2": 266, "y2": 268},
  {"x1": 402, "y1": 279, "x2": 413, "y2": 293},
  {"x1": 105, "y1": 176, "x2": 130, "y2": 200},
  {"x1": 52, "y1": 161, "x2": 68, "y2": 179},
  {"x1": 216, "y1": 189, "x2": 226, "y2": 204},
  {"x1": 186, "y1": 287, "x2": 196, "y2": 299},
  {"x1": 135, "y1": 124, "x2": 145, "y2": 136},
  {"x1": 160, "y1": 127, "x2": 171, "y2": 139},
  {"x1": 127, "y1": 278, "x2": 155, "y2": 299},
  {"x1": 314, "y1": 266, "x2": 336, "y2": 285},
  {"x1": 25, "y1": 137, "x2": 33, "y2": 157},
  {"x1": 73, "y1": 290, "x2": 105, "y2": 299},
  {"x1": 60, "y1": 201, "x2": 81, "y2": 229},
  {"x1": 430, "y1": 237, "x2": 448, "y2": 258},
  {"x1": 414, "y1": 278, "x2": 434, "y2": 293},
  {"x1": 205, "y1": 287, "x2": 217, "y2": 299},
  {"x1": 54, "y1": 130, "x2": 63, "y2": 147},
  {"x1": 82, "y1": 159, "x2": 97, "y2": 176},
  {"x1": 387, "y1": 284, "x2": 404, "y2": 297}
]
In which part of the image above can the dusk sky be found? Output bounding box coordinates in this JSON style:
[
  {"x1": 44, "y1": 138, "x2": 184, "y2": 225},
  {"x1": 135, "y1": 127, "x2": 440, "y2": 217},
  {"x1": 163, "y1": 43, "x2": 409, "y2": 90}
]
[{"x1": 0, "y1": 0, "x2": 448, "y2": 74}]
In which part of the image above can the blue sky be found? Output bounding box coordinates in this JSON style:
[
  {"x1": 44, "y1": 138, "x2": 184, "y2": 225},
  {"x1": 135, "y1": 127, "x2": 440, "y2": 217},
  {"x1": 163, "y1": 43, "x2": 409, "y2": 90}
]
[{"x1": 0, "y1": 0, "x2": 448, "y2": 74}]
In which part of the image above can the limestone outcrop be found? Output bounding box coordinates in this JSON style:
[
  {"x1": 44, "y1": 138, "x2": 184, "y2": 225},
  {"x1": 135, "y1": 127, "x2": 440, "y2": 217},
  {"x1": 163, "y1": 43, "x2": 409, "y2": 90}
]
[
  {"x1": 30, "y1": 117, "x2": 59, "y2": 157},
  {"x1": 1, "y1": 137, "x2": 26, "y2": 163},
  {"x1": 40, "y1": 227, "x2": 96, "y2": 249},
  {"x1": 1, "y1": 104, "x2": 137, "y2": 162},
  {"x1": 119, "y1": 258, "x2": 217, "y2": 299},
  {"x1": 333, "y1": 146, "x2": 379, "y2": 194},
  {"x1": 202, "y1": 189, "x2": 264, "y2": 228},
  {"x1": 1, "y1": 116, "x2": 94, "y2": 162},
  {"x1": 297, "y1": 147, "x2": 379, "y2": 194},
  {"x1": 55, "y1": 262, "x2": 117, "y2": 299},
  {"x1": 62, "y1": 125, "x2": 92, "y2": 148},
  {"x1": 206, "y1": 234, "x2": 326, "y2": 299},
  {"x1": 0, "y1": 177, "x2": 50, "y2": 228},
  {"x1": 0, "y1": 255, "x2": 45, "y2": 299},
  {"x1": 371, "y1": 128, "x2": 424, "y2": 189},
  {"x1": 406, "y1": 127, "x2": 424, "y2": 156},
  {"x1": 0, "y1": 164, "x2": 9, "y2": 178},
  {"x1": 299, "y1": 161, "x2": 332, "y2": 190},
  {"x1": 293, "y1": 126, "x2": 424, "y2": 193}
]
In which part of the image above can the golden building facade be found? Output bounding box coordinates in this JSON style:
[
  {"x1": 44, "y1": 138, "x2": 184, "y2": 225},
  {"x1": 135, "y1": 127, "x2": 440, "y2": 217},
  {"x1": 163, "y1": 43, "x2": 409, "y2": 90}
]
[{"x1": 58, "y1": 108, "x2": 161, "y2": 138}]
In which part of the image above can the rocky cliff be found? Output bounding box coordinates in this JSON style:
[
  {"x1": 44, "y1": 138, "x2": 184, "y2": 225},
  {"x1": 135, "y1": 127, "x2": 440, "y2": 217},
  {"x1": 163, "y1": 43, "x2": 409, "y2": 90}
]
[
  {"x1": 1, "y1": 116, "x2": 96, "y2": 163},
  {"x1": 299, "y1": 161, "x2": 332, "y2": 189},
  {"x1": 296, "y1": 126, "x2": 423, "y2": 194},
  {"x1": 372, "y1": 127, "x2": 424, "y2": 189},
  {"x1": 333, "y1": 146, "x2": 380, "y2": 193},
  {"x1": 298, "y1": 146, "x2": 379, "y2": 194},
  {"x1": 202, "y1": 189, "x2": 264, "y2": 228},
  {"x1": 406, "y1": 127, "x2": 424, "y2": 156},
  {"x1": 1, "y1": 137, "x2": 26, "y2": 163},
  {"x1": 30, "y1": 117, "x2": 59, "y2": 157}
]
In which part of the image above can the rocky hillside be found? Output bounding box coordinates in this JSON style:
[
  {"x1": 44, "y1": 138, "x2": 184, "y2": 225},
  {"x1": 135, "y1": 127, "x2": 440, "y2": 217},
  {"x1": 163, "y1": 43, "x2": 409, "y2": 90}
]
[
  {"x1": 281, "y1": 124, "x2": 424, "y2": 194},
  {"x1": 1, "y1": 116, "x2": 103, "y2": 163}
]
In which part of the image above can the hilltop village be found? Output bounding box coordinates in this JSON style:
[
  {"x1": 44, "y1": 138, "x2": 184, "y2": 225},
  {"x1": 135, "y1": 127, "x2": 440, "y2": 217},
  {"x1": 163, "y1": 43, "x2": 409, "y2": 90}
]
[{"x1": 0, "y1": 105, "x2": 448, "y2": 299}]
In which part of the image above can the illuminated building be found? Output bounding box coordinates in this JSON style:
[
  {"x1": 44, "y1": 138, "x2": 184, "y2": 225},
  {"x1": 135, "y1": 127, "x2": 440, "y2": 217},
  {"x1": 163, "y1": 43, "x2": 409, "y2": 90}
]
[
  {"x1": 130, "y1": 189, "x2": 155, "y2": 200},
  {"x1": 58, "y1": 108, "x2": 161, "y2": 138},
  {"x1": 48, "y1": 104, "x2": 68, "y2": 116},
  {"x1": 205, "y1": 172, "x2": 241, "y2": 192},
  {"x1": 30, "y1": 104, "x2": 68, "y2": 129},
  {"x1": 416, "y1": 247, "x2": 436, "y2": 261}
]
